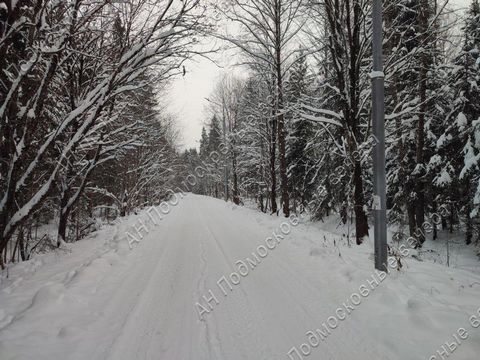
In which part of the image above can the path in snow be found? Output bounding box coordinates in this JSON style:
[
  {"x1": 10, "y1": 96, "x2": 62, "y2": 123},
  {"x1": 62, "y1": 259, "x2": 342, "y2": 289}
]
[{"x1": 1, "y1": 194, "x2": 479, "y2": 360}]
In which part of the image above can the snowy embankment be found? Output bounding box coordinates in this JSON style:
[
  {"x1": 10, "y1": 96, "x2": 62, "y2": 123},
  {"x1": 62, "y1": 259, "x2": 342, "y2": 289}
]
[{"x1": 0, "y1": 194, "x2": 479, "y2": 360}]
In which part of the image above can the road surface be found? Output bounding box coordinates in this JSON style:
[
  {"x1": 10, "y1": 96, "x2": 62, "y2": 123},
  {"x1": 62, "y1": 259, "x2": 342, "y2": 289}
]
[{"x1": 1, "y1": 194, "x2": 479, "y2": 360}]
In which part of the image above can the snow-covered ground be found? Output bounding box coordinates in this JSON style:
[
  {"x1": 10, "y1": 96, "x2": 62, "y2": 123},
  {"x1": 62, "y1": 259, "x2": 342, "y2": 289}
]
[{"x1": 0, "y1": 194, "x2": 479, "y2": 360}]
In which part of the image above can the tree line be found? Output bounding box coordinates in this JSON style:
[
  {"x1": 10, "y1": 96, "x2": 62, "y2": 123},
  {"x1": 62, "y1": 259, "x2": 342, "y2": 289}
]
[
  {"x1": 1, "y1": 0, "x2": 479, "y2": 268},
  {"x1": 185, "y1": 0, "x2": 480, "y2": 248},
  {"x1": 0, "y1": 0, "x2": 209, "y2": 268}
]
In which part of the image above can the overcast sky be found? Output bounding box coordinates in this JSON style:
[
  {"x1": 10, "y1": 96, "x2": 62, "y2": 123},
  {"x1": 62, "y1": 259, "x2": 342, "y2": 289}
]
[
  {"x1": 167, "y1": 0, "x2": 472, "y2": 151},
  {"x1": 167, "y1": 42, "x2": 238, "y2": 150}
]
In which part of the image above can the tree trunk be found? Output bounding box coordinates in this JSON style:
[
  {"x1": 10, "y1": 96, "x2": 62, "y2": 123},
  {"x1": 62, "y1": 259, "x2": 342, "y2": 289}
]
[
  {"x1": 57, "y1": 173, "x2": 71, "y2": 247},
  {"x1": 353, "y1": 160, "x2": 369, "y2": 244},
  {"x1": 415, "y1": 191, "x2": 426, "y2": 244},
  {"x1": 441, "y1": 216, "x2": 447, "y2": 230},
  {"x1": 449, "y1": 203, "x2": 454, "y2": 233},
  {"x1": 269, "y1": 98, "x2": 278, "y2": 214},
  {"x1": 408, "y1": 201, "x2": 417, "y2": 237},
  {"x1": 232, "y1": 150, "x2": 240, "y2": 205},
  {"x1": 415, "y1": 0, "x2": 430, "y2": 246},
  {"x1": 274, "y1": 4, "x2": 289, "y2": 217},
  {"x1": 19, "y1": 227, "x2": 27, "y2": 261},
  {"x1": 259, "y1": 192, "x2": 265, "y2": 213},
  {"x1": 11, "y1": 229, "x2": 20, "y2": 263},
  {"x1": 277, "y1": 111, "x2": 289, "y2": 217},
  {"x1": 432, "y1": 201, "x2": 438, "y2": 240},
  {"x1": 57, "y1": 208, "x2": 70, "y2": 247},
  {"x1": 465, "y1": 203, "x2": 473, "y2": 245}
]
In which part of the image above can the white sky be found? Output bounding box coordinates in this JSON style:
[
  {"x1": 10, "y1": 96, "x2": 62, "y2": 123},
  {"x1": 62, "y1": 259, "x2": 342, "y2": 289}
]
[
  {"x1": 167, "y1": 44, "x2": 239, "y2": 150},
  {"x1": 168, "y1": 0, "x2": 471, "y2": 150}
]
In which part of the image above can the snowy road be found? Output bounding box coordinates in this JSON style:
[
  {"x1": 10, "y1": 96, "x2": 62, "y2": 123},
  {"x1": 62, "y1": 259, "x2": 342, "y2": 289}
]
[{"x1": 1, "y1": 195, "x2": 480, "y2": 360}]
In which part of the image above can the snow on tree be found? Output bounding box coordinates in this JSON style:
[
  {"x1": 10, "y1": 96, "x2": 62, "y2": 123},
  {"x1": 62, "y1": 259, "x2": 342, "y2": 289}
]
[
  {"x1": 0, "y1": 0, "x2": 206, "y2": 267},
  {"x1": 435, "y1": 0, "x2": 480, "y2": 244}
]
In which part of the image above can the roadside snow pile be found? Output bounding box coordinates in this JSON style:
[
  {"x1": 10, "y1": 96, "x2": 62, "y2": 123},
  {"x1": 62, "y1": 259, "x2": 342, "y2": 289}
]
[
  {"x1": 0, "y1": 210, "x2": 145, "y2": 355},
  {"x1": 279, "y1": 213, "x2": 480, "y2": 360}
]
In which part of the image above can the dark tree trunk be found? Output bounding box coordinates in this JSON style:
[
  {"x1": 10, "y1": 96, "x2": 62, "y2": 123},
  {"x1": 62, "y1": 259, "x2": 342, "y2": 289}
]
[
  {"x1": 57, "y1": 166, "x2": 72, "y2": 247},
  {"x1": 259, "y1": 193, "x2": 265, "y2": 213},
  {"x1": 415, "y1": 191, "x2": 426, "y2": 244},
  {"x1": 232, "y1": 152, "x2": 240, "y2": 205},
  {"x1": 324, "y1": 0, "x2": 368, "y2": 244},
  {"x1": 57, "y1": 185, "x2": 72, "y2": 247},
  {"x1": 19, "y1": 227, "x2": 27, "y2": 261},
  {"x1": 415, "y1": 0, "x2": 430, "y2": 246},
  {"x1": 277, "y1": 111, "x2": 289, "y2": 217},
  {"x1": 441, "y1": 216, "x2": 447, "y2": 230},
  {"x1": 449, "y1": 203, "x2": 455, "y2": 233},
  {"x1": 353, "y1": 161, "x2": 369, "y2": 244},
  {"x1": 57, "y1": 208, "x2": 71, "y2": 247},
  {"x1": 274, "y1": 0, "x2": 289, "y2": 218},
  {"x1": 269, "y1": 100, "x2": 278, "y2": 214},
  {"x1": 408, "y1": 202, "x2": 417, "y2": 237},
  {"x1": 432, "y1": 202, "x2": 438, "y2": 240},
  {"x1": 11, "y1": 228, "x2": 20, "y2": 263},
  {"x1": 465, "y1": 203, "x2": 473, "y2": 245}
]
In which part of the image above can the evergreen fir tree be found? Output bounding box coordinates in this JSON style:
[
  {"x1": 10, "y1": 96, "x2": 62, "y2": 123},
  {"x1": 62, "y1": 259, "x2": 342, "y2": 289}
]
[
  {"x1": 438, "y1": 0, "x2": 480, "y2": 244},
  {"x1": 199, "y1": 126, "x2": 209, "y2": 158},
  {"x1": 285, "y1": 53, "x2": 315, "y2": 210}
]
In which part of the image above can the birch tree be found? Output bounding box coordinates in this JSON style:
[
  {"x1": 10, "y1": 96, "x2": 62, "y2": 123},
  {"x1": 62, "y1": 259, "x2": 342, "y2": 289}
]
[
  {"x1": 0, "y1": 0, "x2": 205, "y2": 266},
  {"x1": 218, "y1": 0, "x2": 305, "y2": 217}
]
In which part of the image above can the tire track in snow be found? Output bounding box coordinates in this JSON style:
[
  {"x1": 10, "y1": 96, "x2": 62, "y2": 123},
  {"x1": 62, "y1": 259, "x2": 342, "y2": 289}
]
[
  {"x1": 197, "y1": 198, "x2": 389, "y2": 360},
  {"x1": 197, "y1": 204, "x2": 283, "y2": 359},
  {"x1": 102, "y1": 228, "x2": 172, "y2": 360},
  {"x1": 195, "y1": 217, "x2": 217, "y2": 360}
]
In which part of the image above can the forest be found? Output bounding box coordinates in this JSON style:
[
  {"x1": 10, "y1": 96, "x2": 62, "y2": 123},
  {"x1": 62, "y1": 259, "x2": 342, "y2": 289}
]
[
  {"x1": 0, "y1": 0, "x2": 479, "y2": 268},
  {"x1": 2, "y1": 1, "x2": 480, "y2": 360},
  {"x1": 184, "y1": 0, "x2": 480, "y2": 250}
]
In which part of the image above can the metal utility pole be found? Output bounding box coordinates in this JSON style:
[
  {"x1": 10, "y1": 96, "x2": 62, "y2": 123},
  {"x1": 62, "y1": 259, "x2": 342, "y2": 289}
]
[{"x1": 371, "y1": 0, "x2": 388, "y2": 272}]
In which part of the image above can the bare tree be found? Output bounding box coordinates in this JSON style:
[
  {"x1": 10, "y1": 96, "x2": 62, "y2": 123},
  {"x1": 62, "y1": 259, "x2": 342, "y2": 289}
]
[
  {"x1": 217, "y1": 0, "x2": 305, "y2": 217},
  {"x1": 207, "y1": 74, "x2": 246, "y2": 205},
  {"x1": 0, "y1": 0, "x2": 205, "y2": 266}
]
